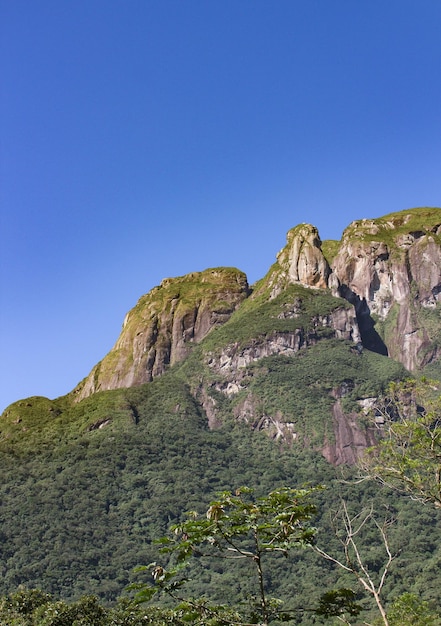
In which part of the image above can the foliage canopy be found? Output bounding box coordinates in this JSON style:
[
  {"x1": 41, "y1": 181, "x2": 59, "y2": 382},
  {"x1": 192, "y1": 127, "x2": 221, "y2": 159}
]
[{"x1": 362, "y1": 378, "x2": 441, "y2": 508}]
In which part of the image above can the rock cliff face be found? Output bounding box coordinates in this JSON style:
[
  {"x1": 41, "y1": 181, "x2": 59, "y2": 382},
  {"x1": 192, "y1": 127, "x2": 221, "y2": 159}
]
[
  {"x1": 263, "y1": 224, "x2": 331, "y2": 299},
  {"x1": 78, "y1": 209, "x2": 441, "y2": 402},
  {"x1": 330, "y1": 209, "x2": 441, "y2": 370},
  {"x1": 260, "y1": 209, "x2": 441, "y2": 371},
  {"x1": 322, "y1": 400, "x2": 377, "y2": 466},
  {"x1": 205, "y1": 307, "x2": 360, "y2": 377},
  {"x1": 276, "y1": 224, "x2": 331, "y2": 289},
  {"x1": 72, "y1": 207, "x2": 441, "y2": 464},
  {"x1": 74, "y1": 268, "x2": 249, "y2": 400}
]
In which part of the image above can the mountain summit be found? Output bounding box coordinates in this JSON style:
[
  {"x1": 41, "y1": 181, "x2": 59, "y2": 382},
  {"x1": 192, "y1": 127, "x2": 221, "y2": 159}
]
[
  {"x1": 74, "y1": 268, "x2": 249, "y2": 401},
  {"x1": 4, "y1": 207, "x2": 441, "y2": 463},
  {"x1": 74, "y1": 207, "x2": 441, "y2": 402}
]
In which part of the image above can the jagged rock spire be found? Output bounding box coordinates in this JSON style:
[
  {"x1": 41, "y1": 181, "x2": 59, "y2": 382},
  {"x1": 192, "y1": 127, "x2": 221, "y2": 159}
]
[{"x1": 278, "y1": 223, "x2": 331, "y2": 288}]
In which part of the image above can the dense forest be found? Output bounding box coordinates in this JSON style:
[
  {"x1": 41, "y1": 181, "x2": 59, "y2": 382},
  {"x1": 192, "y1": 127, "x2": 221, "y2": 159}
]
[
  {"x1": 2, "y1": 209, "x2": 441, "y2": 624},
  {"x1": 1, "y1": 373, "x2": 441, "y2": 625}
]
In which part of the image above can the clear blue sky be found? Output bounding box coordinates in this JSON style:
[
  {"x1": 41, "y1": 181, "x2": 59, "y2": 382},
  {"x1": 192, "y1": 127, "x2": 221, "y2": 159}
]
[{"x1": 1, "y1": 1, "x2": 441, "y2": 412}]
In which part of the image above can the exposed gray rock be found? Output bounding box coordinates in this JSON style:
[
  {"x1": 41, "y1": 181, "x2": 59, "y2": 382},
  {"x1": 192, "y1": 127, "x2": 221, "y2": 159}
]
[
  {"x1": 71, "y1": 208, "x2": 441, "y2": 464},
  {"x1": 264, "y1": 223, "x2": 331, "y2": 298},
  {"x1": 322, "y1": 400, "x2": 377, "y2": 466},
  {"x1": 330, "y1": 211, "x2": 441, "y2": 370},
  {"x1": 74, "y1": 268, "x2": 249, "y2": 401},
  {"x1": 231, "y1": 395, "x2": 298, "y2": 444},
  {"x1": 206, "y1": 306, "x2": 359, "y2": 377}
]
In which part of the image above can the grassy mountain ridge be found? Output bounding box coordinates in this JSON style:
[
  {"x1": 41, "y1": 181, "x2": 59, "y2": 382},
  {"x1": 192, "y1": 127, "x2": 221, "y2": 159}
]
[{"x1": 341, "y1": 207, "x2": 441, "y2": 246}]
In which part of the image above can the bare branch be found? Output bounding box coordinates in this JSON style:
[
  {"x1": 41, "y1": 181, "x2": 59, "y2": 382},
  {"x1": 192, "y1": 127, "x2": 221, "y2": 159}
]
[{"x1": 314, "y1": 501, "x2": 395, "y2": 626}]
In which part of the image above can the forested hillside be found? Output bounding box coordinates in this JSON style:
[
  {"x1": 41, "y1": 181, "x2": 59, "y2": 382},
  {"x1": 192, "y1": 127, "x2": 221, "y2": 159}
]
[{"x1": 2, "y1": 208, "x2": 441, "y2": 624}]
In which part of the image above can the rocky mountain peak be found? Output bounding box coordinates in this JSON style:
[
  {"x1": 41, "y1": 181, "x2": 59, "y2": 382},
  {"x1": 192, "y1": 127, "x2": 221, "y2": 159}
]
[
  {"x1": 252, "y1": 208, "x2": 441, "y2": 371},
  {"x1": 74, "y1": 267, "x2": 249, "y2": 401},
  {"x1": 6, "y1": 207, "x2": 441, "y2": 473},
  {"x1": 280, "y1": 223, "x2": 331, "y2": 288},
  {"x1": 74, "y1": 208, "x2": 441, "y2": 405},
  {"x1": 259, "y1": 223, "x2": 331, "y2": 299},
  {"x1": 330, "y1": 208, "x2": 441, "y2": 369}
]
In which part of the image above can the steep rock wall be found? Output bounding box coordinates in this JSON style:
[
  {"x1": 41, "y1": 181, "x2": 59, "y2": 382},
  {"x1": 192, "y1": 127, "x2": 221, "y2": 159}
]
[
  {"x1": 330, "y1": 210, "x2": 441, "y2": 370},
  {"x1": 322, "y1": 400, "x2": 377, "y2": 466},
  {"x1": 74, "y1": 268, "x2": 249, "y2": 400},
  {"x1": 73, "y1": 208, "x2": 441, "y2": 431},
  {"x1": 262, "y1": 223, "x2": 331, "y2": 299},
  {"x1": 205, "y1": 305, "x2": 360, "y2": 377},
  {"x1": 277, "y1": 224, "x2": 331, "y2": 289},
  {"x1": 262, "y1": 209, "x2": 441, "y2": 370}
]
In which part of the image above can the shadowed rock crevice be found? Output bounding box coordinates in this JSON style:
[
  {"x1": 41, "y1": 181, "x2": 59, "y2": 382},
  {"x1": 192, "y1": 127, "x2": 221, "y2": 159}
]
[
  {"x1": 337, "y1": 285, "x2": 388, "y2": 356},
  {"x1": 329, "y1": 209, "x2": 441, "y2": 370}
]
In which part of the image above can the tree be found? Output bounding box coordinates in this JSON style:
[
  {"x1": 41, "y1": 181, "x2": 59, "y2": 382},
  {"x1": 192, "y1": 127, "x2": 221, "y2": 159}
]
[
  {"x1": 314, "y1": 502, "x2": 395, "y2": 626},
  {"x1": 132, "y1": 486, "x2": 361, "y2": 625},
  {"x1": 361, "y1": 378, "x2": 441, "y2": 508},
  {"x1": 373, "y1": 592, "x2": 441, "y2": 626},
  {"x1": 0, "y1": 590, "x2": 109, "y2": 626},
  {"x1": 0, "y1": 588, "x2": 54, "y2": 626}
]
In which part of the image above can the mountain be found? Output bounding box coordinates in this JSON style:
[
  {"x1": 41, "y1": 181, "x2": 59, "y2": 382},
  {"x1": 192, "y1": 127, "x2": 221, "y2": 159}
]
[
  {"x1": 74, "y1": 267, "x2": 250, "y2": 401},
  {"x1": 66, "y1": 207, "x2": 441, "y2": 463},
  {"x1": 74, "y1": 207, "x2": 441, "y2": 399},
  {"x1": 1, "y1": 207, "x2": 441, "y2": 611},
  {"x1": 330, "y1": 208, "x2": 441, "y2": 370}
]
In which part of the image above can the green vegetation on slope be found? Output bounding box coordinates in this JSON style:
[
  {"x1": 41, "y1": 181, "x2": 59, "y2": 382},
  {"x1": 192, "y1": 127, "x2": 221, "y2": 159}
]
[
  {"x1": 2, "y1": 215, "x2": 441, "y2": 620},
  {"x1": 125, "y1": 266, "x2": 249, "y2": 324},
  {"x1": 1, "y1": 366, "x2": 440, "y2": 620},
  {"x1": 321, "y1": 239, "x2": 341, "y2": 264},
  {"x1": 342, "y1": 207, "x2": 441, "y2": 247},
  {"x1": 200, "y1": 284, "x2": 351, "y2": 351}
]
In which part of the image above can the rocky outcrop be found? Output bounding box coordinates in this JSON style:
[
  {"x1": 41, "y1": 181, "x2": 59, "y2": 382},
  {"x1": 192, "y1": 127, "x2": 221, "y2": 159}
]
[
  {"x1": 232, "y1": 395, "x2": 298, "y2": 444},
  {"x1": 74, "y1": 208, "x2": 441, "y2": 412},
  {"x1": 198, "y1": 303, "x2": 362, "y2": 455},
  {"x1": 263, "y1": 224, "x2": 331, "y2": 299},
  {"x1": 206, "y1": 305, "x2": 360, "y2": 377},
  {"x1": 330, "y1": 209, "x2": 441, "y2": 370},
  {"x1": 74, "y1": 268, "x2": 249, "y2": 400},
  {"x1": 322, "y1": 400, "x2": 377, "y2": 466},
  {"x1": 278, "y1": 224, "x2": 331, "y2": 288},
  {"x1": 201, "y1": 383, "x2": 376, "y2": 465},
  {"x1": 255, "y1": 209, "x2": 441, "y2": 370},
  {"x1": 7, "y1": 207, "x2": 441, "y2": 474}
]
